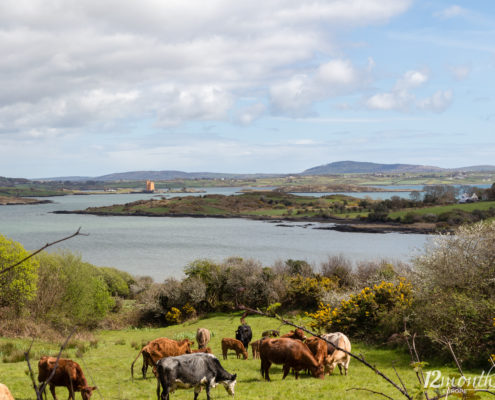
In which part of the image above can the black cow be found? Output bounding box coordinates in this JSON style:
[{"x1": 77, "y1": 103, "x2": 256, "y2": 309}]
[
  {"x1": 235, "y1": 324, "x2": 252, "y2": 351},
  {"x1": 155, "y1": 353, "x2": 237, "y2": 400}
]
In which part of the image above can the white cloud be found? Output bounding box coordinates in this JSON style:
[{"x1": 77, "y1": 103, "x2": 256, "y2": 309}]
[
  {"x1": 435, "y1": 5, "x2": 467, "y2": 19},
  {"x1": 270, "y1": 59, "x2": 363, "y2": 114},
  {"x1": 0, "y1": 0, "x2": 412, "y2": 137},
  {"x1": 417, "y1": 90, "x2": 453, "y2": 113},
  {"x1": 449, "y1": 65, "x2": 470, "y2": 81},
  {"x1": 366, "y1": 69, "x2": 452, "y2": 113},
  {"x1": 236, "y1": 103, "x2": 266, "y2": 125}
]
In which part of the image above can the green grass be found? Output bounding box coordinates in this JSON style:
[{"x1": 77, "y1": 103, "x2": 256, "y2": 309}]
[
  {"x1": 0, "y1": 313, "x2": 491, "y2": 400},
  {"x1": 389, "y1": 201, "x2": 495, "y2": 218}
]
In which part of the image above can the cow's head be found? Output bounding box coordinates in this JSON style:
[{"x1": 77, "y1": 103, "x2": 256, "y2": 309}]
[
  {"x1": 221, "y1": 374, "x2": 237, "y2": 397},
  {"x1": 312, "y1": 364, "x2": 325, "y2": 380},
  {"x1": 81, "y1": 386, "x2": 97, "y2": 400}
]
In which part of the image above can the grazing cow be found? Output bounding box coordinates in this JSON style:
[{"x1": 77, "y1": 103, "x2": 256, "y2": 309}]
[
  {"x1": 0, "y1": 384, "x2": 14, "y2": 400},
  {"x1": 38, "y1": 356, "x2": 97, "y2": 400},
  {"x1": 131, "y1": 338, "x2": 194, "y2": 380},
  {"x1": 221, "y1": 338, "x2": 248, "y2": 360},
  {"x1": 156, "y1": 353, "x2": 237, "y2": 400},
  {"x1": 235, "y1": 324, "x2": 252, "y2": 351},
  {"x1": 261, "y1": 329, "x2": 280, "y2": 338},
  {"x1": 321, "y1": 332, "x2": 351, "y2": 375},
  {"x1": 305, "y1": 336, "x2": 328, "y2": 366},
  {"x1": 196, "y1": 328, "x2": 211, "y2": 350},
  {"x1": 281, "y1": 328, "x2": 306, "y2": 341},
  {"x1": 250, "y1": 339, "x2": 262, "y2": 359},
  {"x1": 191, "y1": 347, "x2": 212, "y2": 354},
  {"x1": 260, "y1": 338, "x2": 324, "y2": 381}
]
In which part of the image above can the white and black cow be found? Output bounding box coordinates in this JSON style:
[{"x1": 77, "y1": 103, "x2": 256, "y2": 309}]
[
  {"x1": 235, "y1": 324, "x2": 252, "y2": 351},
  {"x1": 155, "y1": 353, "x2": 237, "y2": 400}
]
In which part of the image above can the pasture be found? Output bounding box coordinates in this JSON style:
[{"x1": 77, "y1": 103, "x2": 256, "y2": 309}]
[{"x1": 0, "y1": 313, "x2": 489, "y2": 399}]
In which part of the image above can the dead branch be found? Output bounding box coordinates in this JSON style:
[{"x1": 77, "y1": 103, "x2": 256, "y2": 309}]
[
  {"x1": 25, "y1": 328, "x2": 76, "y2": 400},
  {"x1": 0, "y1": 227, "x2": 87, "y2": 276},
  {"x1": 347, "y1": 388, "x2": 397, "y2": 400},
  {"x1": 238, "y1": 305, "x2": 412, "y2": 400}
]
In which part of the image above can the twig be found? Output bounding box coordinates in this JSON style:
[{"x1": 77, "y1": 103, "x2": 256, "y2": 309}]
[
  {"x1": 0, "y1": 228, "x2": 87, "y2": 276},
  {"x1": 347, "y1": 388, "x2": 397, "y2": 400},
  {"x1": 238, "y1": 305, "x2": 412, "y2": 400},
  {"x1": 393, "y1": 362, "x2": 409, "y2": 396}
]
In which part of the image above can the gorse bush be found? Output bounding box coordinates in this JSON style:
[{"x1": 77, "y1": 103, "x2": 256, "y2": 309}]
[{"x1": 308, "y1": 279, "x2": 413, "y2": 339}]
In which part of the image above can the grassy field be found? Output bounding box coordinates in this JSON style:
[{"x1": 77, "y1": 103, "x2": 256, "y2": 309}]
[
  {"x1": 0, "y1": 313, "x2": 490, "y2": 400},
  {"x1": 389, "y1": 200, "x2": 495, "y2": 218}
]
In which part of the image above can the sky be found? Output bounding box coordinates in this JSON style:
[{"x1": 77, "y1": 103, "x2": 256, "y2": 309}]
[{"x1": 0, "y1": 0, "x2": 494, "y2": 178}]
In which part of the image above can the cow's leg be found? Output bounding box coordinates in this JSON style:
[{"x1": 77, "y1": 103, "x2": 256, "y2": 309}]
[
  {"x1": 261, "y1": 360, "x2": 271, "y2": 381},
  {"x1": 338, "y1": 363, "x2": 343, "y2": 375},
  {"x1": 157, "y1": 376, "x2": 169, "y2": 400},
  {"x1": 49, "y1": 384, "x2": 57, "y2": 400},
  {"x1": 142, "y1": 357, "x2": 148, "y2": 379},
  {"x1": 205, "y1": 384, "x2": 211, "y2": 400},
  {"x1": 193, "y1": 385, "x2": 202, "y2": 400},
  {"x1": 282, "y1": 364, "x2": 291, "y2": 379}
]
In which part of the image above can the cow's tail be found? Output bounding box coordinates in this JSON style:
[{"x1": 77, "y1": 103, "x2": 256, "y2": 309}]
[{"x1": 131, "y1": 347, "x2": 145, "y2": 381}]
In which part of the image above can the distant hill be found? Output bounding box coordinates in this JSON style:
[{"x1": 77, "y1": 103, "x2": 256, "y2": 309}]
[
  {"x1": 451, "y1": 165, "x2": 495, "y2": 172},
  {"x1": 302, "y1": 161, "x2": 445, "y2": 175}
]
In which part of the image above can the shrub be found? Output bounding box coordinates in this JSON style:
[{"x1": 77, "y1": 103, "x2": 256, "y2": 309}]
[
  {"x1": 97, "y1": 267, "x2": 134, "y2": 297},
  {"x1": 308, "y1": 279, "x2": 413, "y2": 339},
  {"x1": 320, "y1": 255, "x2": 355, "y2": 288},
  {"x1": 0, "y1": 235, "x2": 38, "y2": 313},
  {"x1": 412, "y1": 222, "x2": 495, "y2": 365},
  {"x1": 165, "y1": 307, "x2": 182, "y2": 324},
  {"x1": 286, "y1": 275, "x2": 338, "y2": 310}
]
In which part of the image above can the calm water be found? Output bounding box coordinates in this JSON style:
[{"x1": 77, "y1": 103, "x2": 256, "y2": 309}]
[{"x1": 0, "y1": 191, "x2": 430, "y2": 281}]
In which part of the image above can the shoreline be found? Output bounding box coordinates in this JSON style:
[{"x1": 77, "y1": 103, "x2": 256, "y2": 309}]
[{"x1": 52, "y1": 209, "x2": 437, "y2": 234}]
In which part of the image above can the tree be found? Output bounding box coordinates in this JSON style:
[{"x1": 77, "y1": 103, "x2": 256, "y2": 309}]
[{"x1": 0, "y1": 235, "x2": 38, "y2": 313}]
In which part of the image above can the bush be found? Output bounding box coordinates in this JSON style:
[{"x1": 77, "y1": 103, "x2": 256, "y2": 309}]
[
  {"x1": 165, "y1": 307, "x2": 182, "y2": 324},
  {"x1": 308, "y1": 279, "x2": 413, "y2": 339},
  {"x1": 286, "y1": 275, "x2": 338, "y2": 310},
  {"x1": 412, "y1": 222, "x2": 495, "y2": 365},
  {"x1": 0, "y1": 235, "x2": 38, "y2": 313}
]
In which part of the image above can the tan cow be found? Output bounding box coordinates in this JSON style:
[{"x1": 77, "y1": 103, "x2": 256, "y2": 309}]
[
  {"x1": 250, "y1": 339, "x2": 262, "y2": 359},
  {"x1": 196, "y1": 328, "x2": 211, "y2": 350},
  {"x1": 0, "y1": 384, "x2": 14, "y2": 400},
  {"x1": 322, "y1": 332, "x2": 351, "y2": 375},
  {"x1": 221, "y1": 338, "x2": 248, "y2": 360},
  {"x1": 38, "y1": 357, "x2": 97, "y2": 400},
  {"x1": 130, "y1": 337, "x2": 194, "y2": 380}
]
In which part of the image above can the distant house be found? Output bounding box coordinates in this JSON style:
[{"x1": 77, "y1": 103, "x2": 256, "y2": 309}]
[
  {"x1": 458, "y1": 193, "x2": 478, "y2": 203},
  {"x1": 145, "y1": 180, "x2": 155, "y2": 193}
]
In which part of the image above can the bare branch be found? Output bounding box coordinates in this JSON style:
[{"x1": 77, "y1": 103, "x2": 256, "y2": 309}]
[
  {"x1": 347, "y1": 388, "x2": 397, "y2": 400},
  {"x1": 238, "y1": 305, "x2": 412, "y2": 400},
  {"x1": 0, "y1": 228, "x2": 87, "y2": 276}
]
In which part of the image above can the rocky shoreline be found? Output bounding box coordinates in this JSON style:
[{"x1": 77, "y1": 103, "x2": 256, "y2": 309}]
[{"x1": 53, "y1": 209, "x2": 436, "y2": 234}]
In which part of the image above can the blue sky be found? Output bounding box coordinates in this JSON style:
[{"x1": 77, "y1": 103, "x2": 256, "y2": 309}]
[{"x1": 0, "y1": 0, "x2": 493, "y2": 178}]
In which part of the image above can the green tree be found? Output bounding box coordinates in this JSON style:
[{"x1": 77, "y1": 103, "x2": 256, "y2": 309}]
[{"x1": 0, "y1": 235, "x2": 38, "y2": 313}]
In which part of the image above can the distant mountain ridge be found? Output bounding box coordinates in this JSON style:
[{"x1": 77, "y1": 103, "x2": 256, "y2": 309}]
[
  {"x1": 33, "y1": 161, "x2": 495, "y2": 181},
  {"x1": 301, "y1": 161, "x2": 445, "y2": 175}
]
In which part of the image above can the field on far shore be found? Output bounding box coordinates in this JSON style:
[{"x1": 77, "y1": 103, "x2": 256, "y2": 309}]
[{"x1": 1, "y1": 313, "x2": 490, "y2": 400}]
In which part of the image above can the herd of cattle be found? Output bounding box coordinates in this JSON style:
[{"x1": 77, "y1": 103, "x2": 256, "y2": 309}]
[{"x1": 0, "y1": 323, "x2": 351, "y2": 400}]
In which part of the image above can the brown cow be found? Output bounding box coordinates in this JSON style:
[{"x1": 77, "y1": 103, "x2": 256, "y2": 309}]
[
  {"x1": 261, "y1": 329, "x2": 280, "y2": 337},
  {"x1": 130, "y1": 337, "x2": 193, "y2": 380},
  {"x1": 0, "y1": 383, "x2": 14, "y2": 400},
  {"x1": 281, "y1": 328, "x2": 306, "y2": 341},
  {"x1": 191, "y1": 347, "x2": 212, "y2": 354},
  {"x1": 221, "y1": 338, "x2": 248, "y2": 360},
  {"x1": 305, "y1": 336, "x2": 328, "y2": 366},
  {"x1": 196, "y1": 328, "x2": 211, "y2": 350},
  {"x1": 321, "y1": 332, "x2": 351, "y2": 375},
  {"x1": 260, "y1": 338, "x2": 324, "y2": 381},
  {"x1": 38, "y1": 356, "x2": 97, "y2": 400},
  {"x1": 250, "y1": 339, "x2": 262, "y2": 359}
]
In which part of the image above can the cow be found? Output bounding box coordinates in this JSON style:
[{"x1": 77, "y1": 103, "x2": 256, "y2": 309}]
[
  {"x1": 221, "y1": 338, "x2": 248, "y2": 360},
  {"x1": 37, "y1": 356, "x2": 97, "y2": 400},
  {"x1": 281, "y1": 328, "x2": 306, "y2": 341},
  {"x1": 305, "y1": 336, "x2": 328, "y2": 366},
  {"x1": 131, "y1": 337, "x2": 194, "y2": 380},
  {"x1": 0, "y1": 384, "x2": 14, "y2": 400},
  {"x1": 321, "y1": 332, "x2": 351, "y2": 375},
  {"x1": 196, "y1": 328, "x2": 211, "y2": 350},
  {"x1": 235, "y1": 324, "x2": 252, "y2": 351},
  {"x1": 191, "y1": 347, "x2": 212, "y2": 354},
  {"x1": 250, "y1": 339, "x2": 262, "y2": 359},
  {"x1": 156, "y1": 353, "x2": 237, "y2": 400},
  {"x1": 261, "y1": 329, "x2": 280, "y2": 338},
  {"x1": 260, "y1": 338, "x2": 324, "y2": 381}
]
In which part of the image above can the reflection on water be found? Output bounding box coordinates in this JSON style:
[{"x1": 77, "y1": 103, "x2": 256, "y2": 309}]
[{"x1": 0, "y1": 190, "x2": 430, "y2": 281}]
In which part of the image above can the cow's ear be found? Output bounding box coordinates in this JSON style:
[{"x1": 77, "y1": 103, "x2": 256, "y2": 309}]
[
  {"x1": 90, "y1": 386, "x2": 98, "y2": 391},
  {"x1": 232, "y1": 374, "x2": 237, "y2": 380}
]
